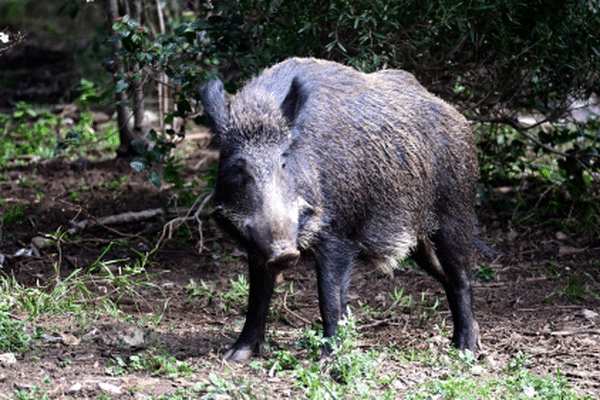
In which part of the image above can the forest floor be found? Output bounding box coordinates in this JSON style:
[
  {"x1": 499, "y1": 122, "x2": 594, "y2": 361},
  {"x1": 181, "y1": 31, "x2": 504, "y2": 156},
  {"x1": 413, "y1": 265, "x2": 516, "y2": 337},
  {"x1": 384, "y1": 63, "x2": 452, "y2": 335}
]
[{"x1": 0, "y1": 132, "x2": 599, "y2": 399}]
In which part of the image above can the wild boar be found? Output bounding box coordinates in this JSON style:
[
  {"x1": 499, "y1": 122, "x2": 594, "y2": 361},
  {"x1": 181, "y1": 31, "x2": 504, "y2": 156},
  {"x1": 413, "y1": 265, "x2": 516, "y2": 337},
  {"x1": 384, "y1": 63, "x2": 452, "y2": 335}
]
[{"x1": 199, "y1": 57, "x2": 480, "y2": 361}]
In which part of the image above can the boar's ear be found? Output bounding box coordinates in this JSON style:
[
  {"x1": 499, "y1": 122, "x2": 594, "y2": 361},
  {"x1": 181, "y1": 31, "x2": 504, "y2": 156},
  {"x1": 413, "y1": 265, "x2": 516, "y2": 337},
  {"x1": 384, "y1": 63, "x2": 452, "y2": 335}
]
[
  {"x1": 199, "y1": 78, "x2": 229, "y2": 136},
  {"x1": 281, "y1": 77, "x2": 308, "y2": 124}
]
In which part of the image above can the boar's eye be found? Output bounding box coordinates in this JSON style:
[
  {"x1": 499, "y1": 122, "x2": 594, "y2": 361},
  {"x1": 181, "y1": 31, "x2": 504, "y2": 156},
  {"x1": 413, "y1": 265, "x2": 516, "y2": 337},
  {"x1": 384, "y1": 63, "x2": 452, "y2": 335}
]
[{"x1": 298, "y1": 206, "x2": 314, "y2": 229}]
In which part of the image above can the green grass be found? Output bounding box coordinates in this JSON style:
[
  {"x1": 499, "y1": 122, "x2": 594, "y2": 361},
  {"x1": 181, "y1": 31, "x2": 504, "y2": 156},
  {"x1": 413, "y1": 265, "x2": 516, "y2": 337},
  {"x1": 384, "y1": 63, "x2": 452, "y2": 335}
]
[
  {"x1": 185, "y1": 273, "x2": 249, "y2": 313},
  {"x1": 402, "y1": 350, "x2": 579, "y2": 399},
  {"x1": 475, "y1": 264, "x2": 495, "y2": 282},
  {"x1": 2, "y1": 204, "x2": 25, "y2": 224},
  {"x1": 165, "y1": 318, "x2": 588, "y2": 400},
  {"x1": 0, "y1": 89, "x2": 119, "y2": 167},
  {"x1": 0, "y1": 247, "x2": 592, "y2": 400},
  {"x1": 0, "y1": 237, "x2": 163, "y2": 324},
  {"x1": 0, "y1": 296, "x2": 32, "y2": 353},
  {"x1": 106, "y1": 351, "x2": 194, "y2": 378}
]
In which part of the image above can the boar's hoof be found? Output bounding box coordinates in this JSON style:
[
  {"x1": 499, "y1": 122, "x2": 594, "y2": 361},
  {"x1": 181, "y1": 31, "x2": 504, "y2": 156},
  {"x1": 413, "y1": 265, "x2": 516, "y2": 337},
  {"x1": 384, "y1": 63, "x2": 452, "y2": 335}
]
[
  {"x1": 454, "y1": 320, "x2": 482, "y2": 352},
  {"x1": 223, "y1": 346, "x2": 253, "y2": 361},
  {"x1": 266, "y1": 250, "x2": 300, "y2": 270}
]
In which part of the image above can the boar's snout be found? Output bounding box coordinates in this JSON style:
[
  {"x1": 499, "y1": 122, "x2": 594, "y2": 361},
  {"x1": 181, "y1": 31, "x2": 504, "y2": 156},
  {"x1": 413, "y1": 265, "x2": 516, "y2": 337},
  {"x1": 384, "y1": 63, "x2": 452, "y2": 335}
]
[
  {"x1": 265, "y1": 244, "x2": 300, "y2": 270},
  {"x1": 246, "y1": 220, "x2": 300, "y2": 270}
]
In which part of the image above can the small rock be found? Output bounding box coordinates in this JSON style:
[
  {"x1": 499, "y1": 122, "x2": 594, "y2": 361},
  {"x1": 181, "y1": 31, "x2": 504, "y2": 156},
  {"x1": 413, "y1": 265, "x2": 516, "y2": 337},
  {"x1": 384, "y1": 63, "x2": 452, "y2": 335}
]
[
  {"x1": 555, "y1": 231, "x2": 568, "y2": 241},
  {"x1": 31, "y1": 236, "x2": 51, "y2": 249},
  {"x1": 523, "y1": 386, "x2": 537, "y2": 398},
  {"x1": 69, "y1": 382, "x2": 83, "y2": 392},
  {"x1": 60, "y1": 333, "x2": 81, "y2": 346},
  {"x1": 0, "y1": 353, "x2": 16, "y2": 364},
  {"x1": 92, "y1": 111, "x2": 111, "y2": 124},
  {"x1": 98, "y1": 382, "x2": 122, "y2": 395},
  {"x1": 41, "y1": 334, "x2": 62, "y2": 343},
  {"x1": 82, "y1": 327, "x2": 101, "y2": 341},
  {"x1": 375, "y1": 292, "x2": 386, "y2": 304},
  {"x1": 103, "y1": 325, "x2": 145, "y2": 347},
  {"x1": 583, "y1": 309, "x2": 598, "y2": 321},
  {"x1": 13, "y1": 248, "x2": 34, "y2": 257},
  {"x1": 120, "y1": 325, "x2": 145, "y2": 347},
  {"x1": 471, "y1": 365, "x2": 485, "y2": 375},
  {"x1": 558, "y1": 245, "x2": 584, "y2": 256}
]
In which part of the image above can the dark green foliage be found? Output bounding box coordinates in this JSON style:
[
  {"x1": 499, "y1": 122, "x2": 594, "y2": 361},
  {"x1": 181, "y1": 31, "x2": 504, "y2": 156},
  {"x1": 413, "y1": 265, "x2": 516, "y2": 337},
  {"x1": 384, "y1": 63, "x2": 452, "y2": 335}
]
[
  {"x1": 194, "y1": 0, "x2": 599, "y2": 195},
  {"x1": 3, "y1": 205, "x2": 25, "y2": 225},
  {"x1": 197, "y1": 0, "x2": 599, "y2": 111},
  {"x1": 475, "y1": 264, "x2": 495, "y2": 282},
  {"x1": 0, "y1": 310, "x2": 32, "y2": 353},
  {"x1": 105, "y1": 1, "x2": 598, "y2": 232}
]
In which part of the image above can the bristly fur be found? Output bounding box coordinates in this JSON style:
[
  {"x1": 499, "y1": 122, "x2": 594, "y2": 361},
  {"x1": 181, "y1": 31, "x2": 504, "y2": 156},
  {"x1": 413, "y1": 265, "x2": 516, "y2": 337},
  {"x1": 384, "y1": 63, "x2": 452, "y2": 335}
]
[
  {"x1": 199, "y1": 57, "x2": 481, "y2": 357},
  {"x1": 210, "y1": 57, "x2": 478, "y2": 274},
  {"x1": 227, "y1": 94, "x2": 292, "y2": 147}
]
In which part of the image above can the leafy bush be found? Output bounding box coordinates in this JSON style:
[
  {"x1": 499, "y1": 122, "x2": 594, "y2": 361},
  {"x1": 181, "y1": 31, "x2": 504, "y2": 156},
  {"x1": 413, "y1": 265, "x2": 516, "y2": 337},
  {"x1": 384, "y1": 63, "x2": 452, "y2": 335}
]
[
  {"x1": 3, "y1": 205, "x2": 25, "y2": 225},
  {"x1": 0, "y1": 102, "x2": 57, "y2": 165},
  {"x1": 0, "y1": 299, "x2": 32, "y2": 353},
  {"x1": 202, "y1": 0, "x2": 600, "y2": 191},
  {"x1": 106, "y1": 1, "x2": 599, "y2": 196}
]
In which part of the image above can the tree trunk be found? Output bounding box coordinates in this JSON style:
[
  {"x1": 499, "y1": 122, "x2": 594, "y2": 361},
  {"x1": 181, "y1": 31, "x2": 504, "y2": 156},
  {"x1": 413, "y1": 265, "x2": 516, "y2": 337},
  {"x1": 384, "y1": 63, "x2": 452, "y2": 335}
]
[
  {"x1": 105, "y1": 0, "x2": 146, "y2": 158},
  {"x1": 130, "y1": 0, "x2": 145, "y2": 136}
]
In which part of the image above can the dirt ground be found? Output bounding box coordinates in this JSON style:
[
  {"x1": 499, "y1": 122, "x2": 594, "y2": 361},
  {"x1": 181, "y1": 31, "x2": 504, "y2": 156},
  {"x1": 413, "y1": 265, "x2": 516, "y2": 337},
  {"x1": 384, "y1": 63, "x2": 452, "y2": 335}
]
[{"x1": 0, "y1": 140, "x2": 599, "y2": 399}]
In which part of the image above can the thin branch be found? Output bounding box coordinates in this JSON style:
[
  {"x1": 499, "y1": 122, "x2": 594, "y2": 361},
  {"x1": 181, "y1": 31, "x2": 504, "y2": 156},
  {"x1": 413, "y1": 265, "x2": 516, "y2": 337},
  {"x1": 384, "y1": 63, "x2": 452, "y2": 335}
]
[
  {"x1": 0, "y1": 29, "x2": 26, "y2": 55},
  {"x1": 155, "y1": 191, "x2": 213, "y2": 251},
  {"x1": 550, "y1": 328, "x2": 600, "y2": 336},
  {"x1": 477, "y1": 116, "x2": 599, "y2": 181},
  {"x1": 282, "y1": 290, "x2": 311, "y2": 326},
  {"x1": 144, "y1": 70, "x2": 177, "y2": 89},
  {"x1": 485, "y1": 117, "x2": 570, "y2": 157}
]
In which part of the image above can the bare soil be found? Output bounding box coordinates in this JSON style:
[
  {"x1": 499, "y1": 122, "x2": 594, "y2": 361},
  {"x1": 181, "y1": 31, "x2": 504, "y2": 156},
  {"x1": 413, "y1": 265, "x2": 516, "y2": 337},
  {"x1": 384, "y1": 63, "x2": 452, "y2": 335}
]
[{"x1": 0, "y1": 141, "x2": 599, "y2": 399}]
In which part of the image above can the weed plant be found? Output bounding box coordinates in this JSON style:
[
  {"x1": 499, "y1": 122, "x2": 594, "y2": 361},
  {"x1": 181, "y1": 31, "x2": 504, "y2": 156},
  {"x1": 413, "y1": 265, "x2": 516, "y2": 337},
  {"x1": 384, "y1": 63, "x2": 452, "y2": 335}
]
[
  {"x1": 0, "y1": 82, "x2": 119, "y2": 167},
  {"x1": 1, "y1": 264, "x2": 591, "y2": 399}
]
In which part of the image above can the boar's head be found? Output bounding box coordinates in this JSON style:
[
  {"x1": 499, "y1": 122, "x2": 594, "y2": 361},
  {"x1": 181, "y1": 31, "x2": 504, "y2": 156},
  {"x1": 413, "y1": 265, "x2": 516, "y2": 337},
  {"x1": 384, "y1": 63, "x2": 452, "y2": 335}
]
[{"x1": 199, "y1": 77, "x2": 317, "y2": 270}]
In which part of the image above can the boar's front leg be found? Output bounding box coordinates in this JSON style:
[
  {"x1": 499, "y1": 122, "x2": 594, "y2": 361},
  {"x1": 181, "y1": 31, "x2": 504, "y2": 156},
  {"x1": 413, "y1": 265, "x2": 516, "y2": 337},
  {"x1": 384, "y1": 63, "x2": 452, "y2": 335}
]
[
  {"x1": 314, "y1": 236, "x2": 356, "y2": 355},
  {"x1": 223, "y1": 249, "x2": 276, "y2": 361}
]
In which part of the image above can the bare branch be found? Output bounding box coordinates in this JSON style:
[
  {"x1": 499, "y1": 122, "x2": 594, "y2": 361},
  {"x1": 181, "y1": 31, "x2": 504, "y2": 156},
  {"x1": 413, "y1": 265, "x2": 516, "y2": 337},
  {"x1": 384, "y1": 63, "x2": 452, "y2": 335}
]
[
  {"x1": 155, "y1": 191, "x2": 213, "y2": 251},
  {"x1": 475, "y1": 116, "x2": 599, "y2": 181},
  {"x1": 0, "y1": 29, "x2": 26, "y2": 56},
  {"x1": 481, "y1": 117, "x2": 570, "y2": 157}
]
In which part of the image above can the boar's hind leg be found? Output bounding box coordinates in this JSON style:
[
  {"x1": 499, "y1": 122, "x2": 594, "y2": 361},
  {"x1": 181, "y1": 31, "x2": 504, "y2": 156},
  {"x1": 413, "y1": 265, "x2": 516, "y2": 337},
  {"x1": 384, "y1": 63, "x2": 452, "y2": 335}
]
[
  {"x1": 223, "y1": 249, "x2": 277, "y2": 361},
  {"x1": 412, "y1": 226, "x2": 480, "y2": 352},
  {"x1": 314, "y1": 237, "x2": 356, "y2": 356}
]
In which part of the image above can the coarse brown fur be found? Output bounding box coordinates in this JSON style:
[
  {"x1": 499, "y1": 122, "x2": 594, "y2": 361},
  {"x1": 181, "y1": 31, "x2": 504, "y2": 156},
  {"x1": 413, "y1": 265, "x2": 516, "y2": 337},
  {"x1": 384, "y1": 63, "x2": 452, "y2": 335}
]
[
  {"x1": 199, "y1": 57, "x2": 480, "y2": 360},
  {"x1": 229, "y1": 58, "x2": 477, "y2": 273}
]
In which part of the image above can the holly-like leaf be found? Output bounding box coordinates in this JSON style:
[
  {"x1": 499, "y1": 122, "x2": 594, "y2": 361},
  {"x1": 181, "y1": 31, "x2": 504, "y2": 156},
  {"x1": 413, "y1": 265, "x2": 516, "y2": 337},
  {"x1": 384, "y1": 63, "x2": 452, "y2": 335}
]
[
  {"x1": 148, "y1": 170, "x2": 162, "y2": 189},
  {"x1": 130, "y1": 157, "x2": 148, "y2": 173},
  {"x1": 114, "y1": 80, "x2": 129, "y2": 93}
]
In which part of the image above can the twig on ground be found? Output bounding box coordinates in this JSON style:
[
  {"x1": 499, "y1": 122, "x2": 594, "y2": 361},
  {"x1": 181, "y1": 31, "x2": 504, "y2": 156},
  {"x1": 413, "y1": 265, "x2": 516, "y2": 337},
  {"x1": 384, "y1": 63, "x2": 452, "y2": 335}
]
[
  {"x1": 357, "y1": 318, "x2": 409, "y2": 332},
  {"x1": 550, "y1": 328, "x2": 600, "y2": 336},
  {"x1": 67, "y1": 208, "x2": 165, "y2": 236},
  {"x1": 282, "y1": 290, "x2": 311, "y2": 326},
  {"x1": 155, "y1": 192, "x2": 213, "y2": 251}
]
